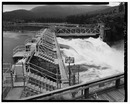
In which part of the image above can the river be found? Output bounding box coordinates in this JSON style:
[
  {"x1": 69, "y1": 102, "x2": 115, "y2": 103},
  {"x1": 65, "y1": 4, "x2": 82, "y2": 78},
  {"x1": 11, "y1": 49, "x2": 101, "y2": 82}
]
[{"x1": 3, "y1": 31, "x2": 36, "y2": 64}]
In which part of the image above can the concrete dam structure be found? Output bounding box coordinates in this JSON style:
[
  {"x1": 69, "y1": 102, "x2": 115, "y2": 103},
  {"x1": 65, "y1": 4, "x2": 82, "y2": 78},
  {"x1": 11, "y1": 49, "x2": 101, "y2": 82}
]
[{"x1": 2, "y1": 24, "x2": 124, "y2": 101}]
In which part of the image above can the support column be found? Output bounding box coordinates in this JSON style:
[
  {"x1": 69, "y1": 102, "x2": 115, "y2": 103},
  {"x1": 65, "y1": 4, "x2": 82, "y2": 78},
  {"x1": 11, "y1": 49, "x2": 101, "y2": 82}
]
[
  {"x1": 69, "y1": 62, "x2": 71, "y2": 86},
  {"x1": 10, "y1": 66, "x2": 14, "y2": 88},
  {"x1": 84, "y1": 88, "x2": 89, "y2": 99},
  {"x1": 116, "y1": 79, "x2": 120, "y2": 89},
  {"x1": 99, "y1": 23, "x2": 105, "y2": 41}
]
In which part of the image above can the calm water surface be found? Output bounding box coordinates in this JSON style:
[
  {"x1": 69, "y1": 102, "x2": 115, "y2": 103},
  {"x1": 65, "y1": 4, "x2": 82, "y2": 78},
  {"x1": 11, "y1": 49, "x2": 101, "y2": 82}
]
[{"x1": 3, "y1": 31, "x2": 36, "y2": 64}]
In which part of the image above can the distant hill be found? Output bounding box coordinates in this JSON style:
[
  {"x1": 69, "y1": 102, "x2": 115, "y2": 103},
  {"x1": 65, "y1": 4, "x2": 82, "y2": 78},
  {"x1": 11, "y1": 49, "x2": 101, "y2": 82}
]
[
  {"x1": 3, "y1": 10, "x2": 35, "y2": 21},
  {"x1": 3, "y1": 5, "x2": 110, "y2": 21},
  {"x1": 88, "y1": 5, "x2": 119, "y2": 15},
  {"x1": 30, "y1": 5, "x2": 110, "y2": 18}
]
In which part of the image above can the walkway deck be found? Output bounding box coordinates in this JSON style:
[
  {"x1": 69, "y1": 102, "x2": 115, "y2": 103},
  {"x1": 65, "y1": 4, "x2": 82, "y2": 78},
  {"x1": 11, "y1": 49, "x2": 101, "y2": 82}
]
[
  {"x1": 85, "y1": 86, "x2": 125, "y2": 102},
  {"x1": 5, "y1": 87, "x2": 24, "y2": 100}
]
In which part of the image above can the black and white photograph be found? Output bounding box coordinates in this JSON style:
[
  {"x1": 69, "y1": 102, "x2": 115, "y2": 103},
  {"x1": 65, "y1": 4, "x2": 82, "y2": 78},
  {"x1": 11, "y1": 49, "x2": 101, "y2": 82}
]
[{"x1": 2, "y1": 1, "x2": 127, "y2": 102}]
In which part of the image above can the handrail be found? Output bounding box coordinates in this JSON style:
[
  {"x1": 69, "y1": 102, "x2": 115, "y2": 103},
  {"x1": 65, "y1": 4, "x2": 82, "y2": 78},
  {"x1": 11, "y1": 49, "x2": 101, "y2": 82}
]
[
  {"x1": 44, "y1": 33, "x2": 54, "y2": 39},
  {"x1": 41, "y1": 40, "x2": 55, "y2": 48},
  {"x1": 43, "y1": 32, "x2": 55, "y2": 39},
  {"x1": 40, "y1": 42, "x2": 55, "y2": 52},
  {"x1": 27, "y1": 72, "x2": 57, "y2": 89},
  {"x1": 39, "y1": 45, "x2": 56, "y2": 58},
  {"x1": 20, "y1": 73, "x2": 124, "y2": 100},
  {"x1": 29, "y1": 62, "x2": 59, "y2": 77},
  {"x1": 13, "y1": 45, "x2": 25, "y2": 52},
  {"x1": 39, "y1": 44, "x2": 54, "y2": 54},
  {"x1": 36, "y1": 53, "x2": 55, "y2": 65},
  {"x1": 42, "y1": 39, "x2": 55, "y2": 46},
  {"x1": 3, "y1": 63, "x2": 12, "y2": 73},
  {"x1": 42, "y1": 37, "x2": 55, "y2": 45},
  {"x1": 25, "y1": 50, "x2": 35, "y2": 64},
  {"x1": 13, "y1": 48, "x2": 26, "y2": 55},
  {"x1": 44, "y1": 34, "x2": 55, "y2": 41},
  {"x1": 29, "y1": 65, "x2": 58, "y2": 81},
  {"x1": 24, "y1": 38, "x2": 33, "y2": 45},
  {"x1": 3, "y1": 63, "x2": 11, "y2": 68},
  {"x1": 13, "y1": 45, "x2": 26, "y2": 55},
  {"x1": 38, "y1": 46, "x2": 55, "y2": 61}
]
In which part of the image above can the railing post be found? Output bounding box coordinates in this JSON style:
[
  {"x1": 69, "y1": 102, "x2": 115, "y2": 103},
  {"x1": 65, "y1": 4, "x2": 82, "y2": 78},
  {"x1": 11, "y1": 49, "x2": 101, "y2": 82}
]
[
  {"x1": 99, "y1": 23, "x2": 105, "y2": 40},
  {"x1": 81, "y1": 89, "x2": 84, "y2": 98},
  {"x1": 10, "y1": 67, "x2": 14, "y2": 88},
  {"x1": 116, "y1": 79, "x2": 120, "y2": 88},
  {"x1": 56, "y1": 73, "x2": 59, "y2": 89},
  {"x1": 84, "y1": 88, "x2": 89, "y2": 99},
  {"x1": 22, "y1": 62, "x2": 25, "y2": 91},
  {"x1": 78, "y1": 65, "x2": 80, "y2": 84},
  {"x1": 9, "y1": 64, "x2": 14, "y2": 88},
  {"x1": 68, "y1": 58, "x2": 71, "y2": 86}
]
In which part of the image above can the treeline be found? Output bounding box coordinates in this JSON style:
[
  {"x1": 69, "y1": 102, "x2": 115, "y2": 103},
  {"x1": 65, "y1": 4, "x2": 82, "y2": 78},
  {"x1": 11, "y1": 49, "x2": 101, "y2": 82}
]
[
  {"x1": 65, "y1": 3, "x2": 126, "y2": 43},
  {"x1": 3, "y1": 25, "x2": 43, "y2": 32},
  {"x1": 23, "y1": 18, "x2": 65, "y2": 23},
  {"x1": 4, "y1": 3, "x2": 126, "y2": 43}
]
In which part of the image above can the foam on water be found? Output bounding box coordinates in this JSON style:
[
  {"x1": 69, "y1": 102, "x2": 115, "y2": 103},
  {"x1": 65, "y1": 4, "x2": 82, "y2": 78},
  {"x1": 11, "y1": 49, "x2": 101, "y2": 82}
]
[{"x1": 57, "y1": 37, "x2": 124, "y2": 83}]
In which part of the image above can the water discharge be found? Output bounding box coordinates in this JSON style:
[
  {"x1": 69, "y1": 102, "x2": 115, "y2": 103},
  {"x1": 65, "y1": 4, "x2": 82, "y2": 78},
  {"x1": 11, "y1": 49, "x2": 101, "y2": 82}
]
[{"x1": 57, "y1": 37, "x2": 124, "y2": 83}]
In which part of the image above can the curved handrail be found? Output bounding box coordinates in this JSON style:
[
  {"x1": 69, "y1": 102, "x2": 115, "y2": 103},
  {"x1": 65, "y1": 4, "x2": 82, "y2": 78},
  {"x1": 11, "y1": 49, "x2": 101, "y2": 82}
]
[
  {"x1": 24, "y1": 38, "x2": 32, "y2": 45},
  {"x1": 13, "y1": 45, "x2": 25, "y2": 52},
  {"x1": 13, "y1": 45, "x2": 26, "y2": 55}
]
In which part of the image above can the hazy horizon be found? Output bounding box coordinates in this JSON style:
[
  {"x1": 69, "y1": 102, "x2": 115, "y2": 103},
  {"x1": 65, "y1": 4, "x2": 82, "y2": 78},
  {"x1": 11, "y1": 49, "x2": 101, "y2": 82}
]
[{"x1": 3, "y1": 2, "x2": 120, "y2": 12}]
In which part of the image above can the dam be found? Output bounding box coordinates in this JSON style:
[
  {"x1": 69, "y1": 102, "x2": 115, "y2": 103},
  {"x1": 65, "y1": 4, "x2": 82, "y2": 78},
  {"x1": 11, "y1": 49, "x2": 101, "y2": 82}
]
[{"x1": 2, "y1": 23, "x2": 124, "y2": 101}]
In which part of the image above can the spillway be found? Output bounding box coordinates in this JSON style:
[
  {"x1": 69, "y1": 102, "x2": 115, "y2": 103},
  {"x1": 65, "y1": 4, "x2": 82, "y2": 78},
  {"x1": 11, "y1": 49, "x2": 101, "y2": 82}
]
[{"x1": 57, "y1": 37, "x2": 124, "y2": 83}]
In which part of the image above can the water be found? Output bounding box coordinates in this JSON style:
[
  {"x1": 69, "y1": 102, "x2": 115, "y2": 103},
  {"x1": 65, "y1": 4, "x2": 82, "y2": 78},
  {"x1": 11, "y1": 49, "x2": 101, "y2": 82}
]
[
  {"x1": 3, "y1": 31, "x2": 124, "y2": 83},
  {"x1": 3, "y1": 31, "x2": 36, "y2": 64},
  {"x1": 57, "y1": 37, "x2": 124, "y2": 83}
]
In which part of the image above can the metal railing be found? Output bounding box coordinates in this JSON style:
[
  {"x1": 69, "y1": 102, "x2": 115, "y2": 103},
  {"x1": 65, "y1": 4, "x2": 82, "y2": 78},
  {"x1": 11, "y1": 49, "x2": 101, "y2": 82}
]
[
  {"x1": 13, "y1": 45, "x2": 26, "y2": 55},
  {"x1": 2, "y1": 63, "x2": 13, "y2": 99},
  {"x1": 25, "y1": 50, "x2": 35, "y2": 64},
  {"x1": 40, "y1": 41, "x2": 54, "y2": 51},
  {"x1": 3, "y1": 63, "x2": 11, "y2": 72},
  {"x1": 24, "y1": 38, "x2": 33, "y2": 45},
  {"x1": 28, "y1": 62, "x2": 59, "y2": 81},
  {"x1": 20, "y1": 73, "x2": 124, "y2": 100},
  {"x1": 27, "y1": 73, "x2": 57, "y2": 92},
  {"x1": 38, "y1": 45, "x2": 56, "y2": 59}
]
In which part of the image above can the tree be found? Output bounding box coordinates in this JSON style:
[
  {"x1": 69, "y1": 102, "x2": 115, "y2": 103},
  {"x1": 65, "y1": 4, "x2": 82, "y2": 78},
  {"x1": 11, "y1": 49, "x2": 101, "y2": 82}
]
[{"x1": 119, "y1": 2, "x2": 124, "y2": 12}]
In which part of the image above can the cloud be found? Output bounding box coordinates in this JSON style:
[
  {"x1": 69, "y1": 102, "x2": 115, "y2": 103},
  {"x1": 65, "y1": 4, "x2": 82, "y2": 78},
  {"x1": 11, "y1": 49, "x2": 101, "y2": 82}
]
[{"x1": 108, "y1": 2, "x2": 120, "y2": 6}]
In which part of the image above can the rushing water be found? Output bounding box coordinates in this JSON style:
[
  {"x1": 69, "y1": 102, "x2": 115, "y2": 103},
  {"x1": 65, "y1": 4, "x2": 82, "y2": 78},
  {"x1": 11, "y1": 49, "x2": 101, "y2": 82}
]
[
  {"x1": 3, "y1": 31, "x2": 124, "y2": 83},
  {"x1": 3, "y1": 31, "x2": 36, "y2": 64},
  {"x1": 57, "y1": 37, "x2": 124, "y2": 83}
]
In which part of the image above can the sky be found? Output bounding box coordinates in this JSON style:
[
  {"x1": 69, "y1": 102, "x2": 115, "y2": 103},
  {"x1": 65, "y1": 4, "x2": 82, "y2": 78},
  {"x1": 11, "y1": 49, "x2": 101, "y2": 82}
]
[{"x1": 3, "y1": 2, "x2": 120, "y2": 12}]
